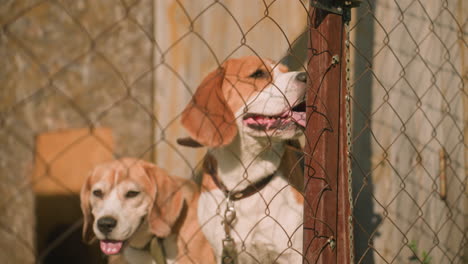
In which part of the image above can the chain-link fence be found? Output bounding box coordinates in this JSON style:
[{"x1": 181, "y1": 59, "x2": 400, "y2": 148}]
[
  {"x1": 1, "y1": 0, "x2": 310, "y2": 263},
  {"x1": 301, "y1": 0, "x2": 466, "y2": 263},
  {"x1": 0, "y1": 0, "x2": 466, "y2": 263},
  {"x1": 350, "y1": 0, "x2": 467, "y2": 263}
]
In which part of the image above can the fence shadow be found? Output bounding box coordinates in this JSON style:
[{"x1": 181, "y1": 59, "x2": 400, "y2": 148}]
[{"x1": 351, "y1": 4, "x2": 378, "y2": 264}]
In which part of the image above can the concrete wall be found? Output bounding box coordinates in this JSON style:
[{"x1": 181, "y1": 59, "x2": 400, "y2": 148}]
[{"x1": 1, "y1": 0, "x2": 154, "y2": 262}]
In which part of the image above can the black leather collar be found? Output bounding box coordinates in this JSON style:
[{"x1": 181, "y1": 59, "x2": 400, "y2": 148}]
[{"x1": 203, "y1": 154, "x2": 276, "y2": 201}]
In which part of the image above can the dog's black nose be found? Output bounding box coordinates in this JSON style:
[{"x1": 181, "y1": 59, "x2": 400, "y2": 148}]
[
  {"x1": 295, "y1": 72, "x2": 307, "y2": 83},
  {"x1": 97, "y1": 217, "x2": 117, "y2": 234}
]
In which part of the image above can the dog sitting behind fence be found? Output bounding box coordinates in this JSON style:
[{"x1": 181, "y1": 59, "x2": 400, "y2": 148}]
[
  {"x1": 179, "y1": 56, "x2": 306, "y2": 263},
  {"x1": 80, "y1": 158, "x2": 215, "y2": 264}
]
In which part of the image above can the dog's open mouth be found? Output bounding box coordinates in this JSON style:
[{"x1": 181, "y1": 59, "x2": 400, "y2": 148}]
[
  {"x1": 100, "y1": 240, "x2": 124, "y2": 255},
  {"x1": 243, "y1": 101, "x2": 306, "y2": 130}
]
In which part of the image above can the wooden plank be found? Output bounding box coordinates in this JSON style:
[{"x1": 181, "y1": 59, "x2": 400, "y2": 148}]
[
  {"x1": 32, "y1": 127, "x2": 114, "y2": 195},
  {"x1": 304, "y1": 3, "x2": 351, "y2": 263}
]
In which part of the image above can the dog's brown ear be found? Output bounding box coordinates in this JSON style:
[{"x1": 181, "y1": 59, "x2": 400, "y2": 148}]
[
  {"x1": 142, "y1": 162, "x2": 184, "y2": 238},
  {"x1": 80, "y1": 171, "x2": 95, "y2": 244},
  {"x1": 181, "y1": 66, "x2": 238, "y2": 147},
  {"x1": 280, "y1": 139, "x2": 304, "y2": 192}
]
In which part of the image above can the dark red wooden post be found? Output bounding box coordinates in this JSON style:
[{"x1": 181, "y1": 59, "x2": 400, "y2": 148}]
[{"x1": 303, "y1": 1, "x2": 352, "y2": 263}]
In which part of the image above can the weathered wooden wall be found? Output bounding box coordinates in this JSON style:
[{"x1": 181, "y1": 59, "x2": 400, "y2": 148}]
[
  {"x1": 350, "y1": 0, "x2": 467, "y2": 263},
  {"x1": 0, "y1": 0, "x2": 308, "y2": 262}
]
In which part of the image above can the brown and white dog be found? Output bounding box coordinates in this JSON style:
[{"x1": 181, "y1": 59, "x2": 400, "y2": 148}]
[
  {"x1": 180, "y1": 56, "x2": 306, "y2": 263},
  {"x1": 80, "y1": 158, "x2": 215, "y2": 264}
]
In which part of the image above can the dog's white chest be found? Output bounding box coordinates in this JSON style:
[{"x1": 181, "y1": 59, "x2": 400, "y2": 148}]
[{"x1": 198, "y1": 175, "x2": 303, "y2": 263}]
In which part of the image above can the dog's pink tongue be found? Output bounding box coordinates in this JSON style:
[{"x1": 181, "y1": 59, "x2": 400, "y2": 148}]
[
  {"x1": 100, "y1": 241, "x2": 123, "y2": 255},
  {"x1": 291, "y1": 111, "x2": 306, "y2": 127}
]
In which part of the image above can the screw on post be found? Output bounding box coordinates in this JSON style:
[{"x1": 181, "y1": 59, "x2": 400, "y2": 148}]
[
  {"x1": 328, "y1": 236, "x2": 337, "y2": 251},
  {"x1": 332, "y1": 55, "x2": 340, "y2": 66}
]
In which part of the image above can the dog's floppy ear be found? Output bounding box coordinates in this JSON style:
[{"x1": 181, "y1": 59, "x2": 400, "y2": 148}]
[
  {"x1": 80, "y1": 170, "x2": 95, "y2": 244},
  {"x1": 181, "y1": 65, "x2": 238, "y2": 147},
  {"x1": 280, "y1": 139, "x2": 304, "y2": 192},
  {"x1": 142, "y1": 162, "x2": 184, "y2": 238}
]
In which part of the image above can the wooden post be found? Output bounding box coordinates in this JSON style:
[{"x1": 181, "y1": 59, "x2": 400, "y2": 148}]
[{"x1": 303, "y1": 1, "x2": 351, "y2": 263}]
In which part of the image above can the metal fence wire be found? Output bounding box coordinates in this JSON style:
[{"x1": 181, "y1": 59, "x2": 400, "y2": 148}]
[
  {"x1": 349, "y1": 0, "x2": 467, "y2": 264},
  {"x1": 1, "y1": 1, "x2": 309, "y2": 263},
  {"x1": 0, "y1": 0, "x2": 466, "y2": 264}
]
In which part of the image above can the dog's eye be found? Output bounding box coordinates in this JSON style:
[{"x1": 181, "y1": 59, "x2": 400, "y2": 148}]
[
  {"x1": 92, "y1": 189, "x2": 103, "y2": 198},
  {"x1": 249, "y1": 69, "x2": 267, "y2": 79},
  {"x1": 125, "y1": 191, "x2": 140, "y2": 198}
]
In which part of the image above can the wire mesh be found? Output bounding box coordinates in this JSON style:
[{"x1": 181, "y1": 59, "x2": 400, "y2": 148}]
[
  {"x1": 0, "y1": 0, "x2": 310, "y2": 263},
  {"x1": 1, "y1": 0, "x2": 466, "y2": 263},
  {"x1": 349, "y1": 0, "x2": 467, "y2": 263}
]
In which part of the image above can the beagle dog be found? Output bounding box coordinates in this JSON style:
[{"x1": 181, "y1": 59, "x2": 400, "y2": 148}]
[
  {"x1": 180, "y1": 56, "x2": 306, "y2": 263},
  {"x1": 80, "y1": 158, "x2": 215, "y2": 264}
]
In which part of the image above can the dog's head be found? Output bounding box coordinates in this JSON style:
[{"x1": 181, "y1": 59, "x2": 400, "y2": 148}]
[
  {"x1": 80, "y1": 158, "x2": 184, "y2": 255},
  {"x1": 180, "y1": 56, "x2": 307, "y2": 147}
]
